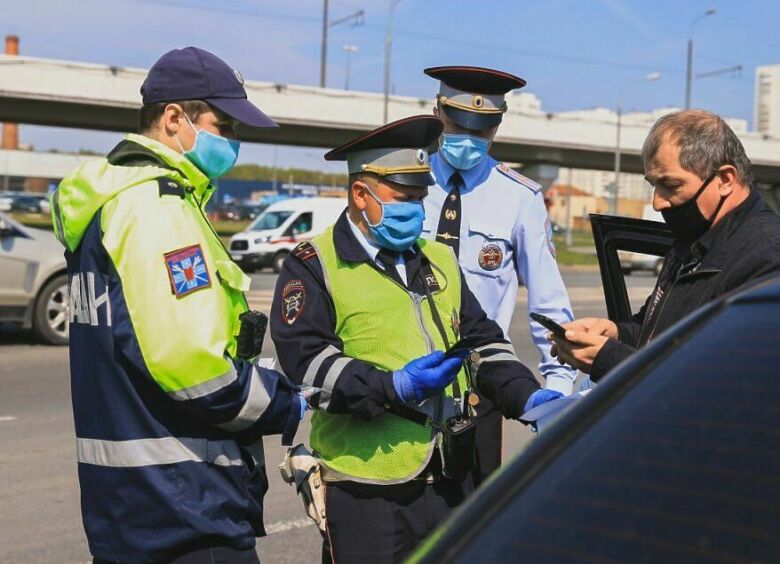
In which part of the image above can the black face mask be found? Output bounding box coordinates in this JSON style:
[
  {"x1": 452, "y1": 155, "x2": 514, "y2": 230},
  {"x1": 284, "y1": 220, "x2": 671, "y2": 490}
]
[{"x1": 661, "y1": 171, "x2": 725, "y2": 242}]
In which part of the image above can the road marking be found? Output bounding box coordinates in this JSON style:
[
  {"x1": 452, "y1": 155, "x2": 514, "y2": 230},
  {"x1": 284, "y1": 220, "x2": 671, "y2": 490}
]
[
  {"x1": 0, "y1": 416, "x2": 18, "y2": 422},
  {"x1": 265, "y1": 517, "x2": 315, "y2": 535}
]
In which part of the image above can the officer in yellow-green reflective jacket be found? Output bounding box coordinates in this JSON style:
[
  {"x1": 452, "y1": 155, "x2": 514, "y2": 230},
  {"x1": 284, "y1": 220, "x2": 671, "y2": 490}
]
[
  {"x1": 51, "y1": 47, "x2": 304, "y2": 564},
  {"x1": 271, "y1": 115, "x2": 562, "y2": 564}
]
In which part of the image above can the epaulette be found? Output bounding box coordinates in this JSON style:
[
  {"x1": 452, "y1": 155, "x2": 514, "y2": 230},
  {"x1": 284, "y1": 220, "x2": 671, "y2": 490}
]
[
  {"x1": 291, "y1": 241, "x2": 317, "y2": 261},
  {"x1": 495, "y1": 162, "x2": 542, "y2": 193},
  {"x1": 157, "y1": 177, "x2": 185, "y2": 198}
]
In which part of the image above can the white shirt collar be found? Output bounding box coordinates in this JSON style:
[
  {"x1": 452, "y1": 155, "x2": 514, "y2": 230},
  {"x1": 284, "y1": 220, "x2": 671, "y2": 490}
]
[{"x1": 347, "y1": 213, "x2": 381, "y2": 262}]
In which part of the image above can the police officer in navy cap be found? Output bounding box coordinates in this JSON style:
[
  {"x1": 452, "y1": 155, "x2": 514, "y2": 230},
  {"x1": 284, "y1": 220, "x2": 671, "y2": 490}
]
[
  {"x1": 271, "y1": 115, "x2": 561, "y2": 563},
  {"x1": 422, "y1": 66, "x2": 576, "y2": 484},
  {"x1": 53, "y1": 46, "x2": 304, "y2": 564}
]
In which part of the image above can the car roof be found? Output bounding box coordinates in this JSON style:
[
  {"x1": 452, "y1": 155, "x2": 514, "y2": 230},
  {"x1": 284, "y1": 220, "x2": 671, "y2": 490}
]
[{"x1": 412, "y1": 273, "x2": 780, "y2": 563}]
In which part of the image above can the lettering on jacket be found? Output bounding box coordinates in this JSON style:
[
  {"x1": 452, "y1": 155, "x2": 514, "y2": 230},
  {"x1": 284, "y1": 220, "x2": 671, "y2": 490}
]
[{"x1": 69, "y1": 272, "x2": 112, "y2": 327}]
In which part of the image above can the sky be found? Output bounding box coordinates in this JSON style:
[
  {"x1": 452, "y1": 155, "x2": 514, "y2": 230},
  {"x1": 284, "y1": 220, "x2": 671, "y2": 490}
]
[{"x1": 4, "y1": 0, "x2": 779, "y2": 172}]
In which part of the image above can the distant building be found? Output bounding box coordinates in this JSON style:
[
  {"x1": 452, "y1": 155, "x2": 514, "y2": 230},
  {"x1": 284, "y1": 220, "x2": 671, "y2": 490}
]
[
  {"x1": 549, "y1": 106, "x2": 749, "y2": 208},
  {"x1": 755, "y1": 65, "x2": 780, "y2": 138}
]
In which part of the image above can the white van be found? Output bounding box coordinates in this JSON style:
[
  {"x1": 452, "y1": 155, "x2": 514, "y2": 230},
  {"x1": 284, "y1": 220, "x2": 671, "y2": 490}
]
[
  {"x1": 228, "y1": 197, "x2": 346, "y2": 272},
  {"x1": 619, "y1": 204, "x2": 666, "y2": 275}
]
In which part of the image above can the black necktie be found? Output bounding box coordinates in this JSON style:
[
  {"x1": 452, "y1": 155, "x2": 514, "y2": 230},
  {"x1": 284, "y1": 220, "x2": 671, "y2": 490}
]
[
  {"x1": 377, "y1": 248, "x2": 405, "y2": 287},
  {"x1": 436, "y1": 172, "x2": 462, "y2": 257}
]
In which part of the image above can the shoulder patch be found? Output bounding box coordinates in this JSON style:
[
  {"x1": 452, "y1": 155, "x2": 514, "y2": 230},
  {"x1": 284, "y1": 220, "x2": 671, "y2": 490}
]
[
  {"x1": 164, "y1": 244, "x2": 211, "y2": 298},
  {"x1": 157, "y1": 177, "x2": 185, "y2": 198},
  {"x1": 495, "y1": 163, "x2": 542, "y2": 193},
  {"x1": 281, "y1": 279, "x2": 306, "y2": 325},
  {"x1": 292, "y1": 241, "x2": 317, "y2": 261}
]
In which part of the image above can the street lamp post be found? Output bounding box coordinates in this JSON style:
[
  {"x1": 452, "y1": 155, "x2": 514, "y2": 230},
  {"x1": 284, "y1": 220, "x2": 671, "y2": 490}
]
[
  {"x1": 612, "y1": 72, "x2": 661, "y2": 216},
  {"x1": 342, "y1": 44, "x2": 358, "y2": 90},
  {"x1": 383, "y1": 0, "x2": 404, "y2": 122},
  {"x1": 685, "y1": 7, "x2": 716, "y2": 109},
  {"x1": 319, "y1": 1, "x2": 364, "y2": 88}
]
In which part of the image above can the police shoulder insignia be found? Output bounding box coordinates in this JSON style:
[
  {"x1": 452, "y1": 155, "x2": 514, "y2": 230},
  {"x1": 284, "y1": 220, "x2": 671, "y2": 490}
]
[
  {"x1": 292, "y1": 241, "x2": 317, "y2": 262},
  {"x1": 495, "y1": 163, "x2": 542, "y2": 193},
  {"x1": 281, "y1": 279, "x2": 306, "y2": 325},
  {"x1": 164, "y1": 244, "x2": 211, "y2": 298}
]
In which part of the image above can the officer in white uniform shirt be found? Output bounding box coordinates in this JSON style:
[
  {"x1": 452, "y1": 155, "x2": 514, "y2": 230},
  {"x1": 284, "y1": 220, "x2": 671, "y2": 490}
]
[{"x1": 422, "y1": 65, "x2": 576, "y2": 483}]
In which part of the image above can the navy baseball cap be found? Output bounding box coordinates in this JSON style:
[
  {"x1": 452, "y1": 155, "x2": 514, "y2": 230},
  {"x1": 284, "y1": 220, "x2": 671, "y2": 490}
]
[{"x1": 141, "y1": 47, "x2": 277, "y2": 128}]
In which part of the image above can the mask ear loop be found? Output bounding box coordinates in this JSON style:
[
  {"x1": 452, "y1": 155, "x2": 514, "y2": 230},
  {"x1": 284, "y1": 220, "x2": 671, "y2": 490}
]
[
  {"x1": 360, "y1": 183, "x2": 386, "y2": 227},
  {"x1": 173, "y1": 111, "x2": 199, "y2": 154}
]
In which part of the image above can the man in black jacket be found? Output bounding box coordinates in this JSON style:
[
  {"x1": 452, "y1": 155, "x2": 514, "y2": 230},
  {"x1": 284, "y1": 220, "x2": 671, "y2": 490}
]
[{"x1": 550, "y1": 110, "x2": 780, "y2": 381}]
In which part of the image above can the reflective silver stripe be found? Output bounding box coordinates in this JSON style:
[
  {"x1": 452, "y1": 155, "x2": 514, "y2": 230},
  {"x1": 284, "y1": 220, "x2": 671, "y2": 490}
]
[
  {"x1": 479, "y1": 352, "x2": 520, "y2": 364},
  {"x1": 51, "y1": 190, "x2": 66, "y2": 246},
  {"x1": 167, "y1": 367, "x2": 238, "y2": 401},
  {"x1": 76, "y1": 437, "x2": 243, "y2": 468},
  {"x1": 303, "y1": 345, "x2": 340, "y2": 386},
  {"x1": 317, "y1": 357, "x2": 352, "y2": 409},
  {"x1": 475, "y1": 342, "x2": 517, "y2": 356},
  {"x1": 218, "y1": 366, "x2": 272, "y2": 432}
]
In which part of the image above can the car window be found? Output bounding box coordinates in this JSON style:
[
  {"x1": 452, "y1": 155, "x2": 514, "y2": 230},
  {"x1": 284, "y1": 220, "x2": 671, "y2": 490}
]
[
  {"x1": 456, "y1": 301, "x2": 780, "y2": 563},
  {"x1": 249, "y1": 210, "x2": 293, "y2": 231},
  {"x1": 283, "y1": 212, "x2": 313, "y2": 237}
]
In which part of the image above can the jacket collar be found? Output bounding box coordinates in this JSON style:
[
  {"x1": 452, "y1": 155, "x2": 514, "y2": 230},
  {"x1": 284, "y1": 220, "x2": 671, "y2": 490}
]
[
  {"x1": 118, "y1": 133, "x2": 212, "y2": 199},
  {"x1": 690, "y1": 188, "x2": 762, "y2": 266}
]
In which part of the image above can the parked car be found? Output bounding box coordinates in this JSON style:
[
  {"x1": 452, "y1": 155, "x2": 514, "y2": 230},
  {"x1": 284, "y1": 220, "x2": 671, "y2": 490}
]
[
  {"x1": 0, "y1": 211, "x2": 69, "y2": 344},
  {"x1": 0, "y1": 192, "x2": 15, "y2": 212},
  {"x1": 410, "y1": 214, "x2": 780, "y2": 563},
  {"x1": 236, "y1": 202, "x2": 267, "y2": 221},
  {"x1": 229, "y1": 197, "x2": 345, "y2": 273},
  {"x1": 11, "y1": 194, "x2": 49, "y2": 214}
]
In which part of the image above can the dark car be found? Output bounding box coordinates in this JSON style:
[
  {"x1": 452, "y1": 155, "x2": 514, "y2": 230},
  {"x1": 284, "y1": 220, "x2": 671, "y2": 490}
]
[
  {"x1": 236, "y1": 203, "x2": 267, "y2": 221},
  {"x1": 11, "y1": 194, "x2": 48, "y2": 214},
  {"x1": 410, "y1": 214, "x2": 780, "y2": 563}
]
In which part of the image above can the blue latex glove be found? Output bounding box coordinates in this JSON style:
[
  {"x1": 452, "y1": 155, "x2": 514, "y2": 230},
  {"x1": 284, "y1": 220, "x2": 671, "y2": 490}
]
[
  {"x1": 393, "y1": 351, "x2": 464, "y2": 403},
  {"x1": 523, "y1": 389, "x2": 564, "y2": 414}
]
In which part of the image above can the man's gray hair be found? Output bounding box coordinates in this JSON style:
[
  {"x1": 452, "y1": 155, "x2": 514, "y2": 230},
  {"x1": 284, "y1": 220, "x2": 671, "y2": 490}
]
[{"x1": 642, "y1": 110, "x2": 753, "y2": 186}]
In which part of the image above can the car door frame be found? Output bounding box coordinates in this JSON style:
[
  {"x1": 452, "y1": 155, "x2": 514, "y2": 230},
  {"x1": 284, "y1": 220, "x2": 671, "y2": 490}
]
[{"x1": 589, "y1": 213, "x2": 674, "y2": 323}]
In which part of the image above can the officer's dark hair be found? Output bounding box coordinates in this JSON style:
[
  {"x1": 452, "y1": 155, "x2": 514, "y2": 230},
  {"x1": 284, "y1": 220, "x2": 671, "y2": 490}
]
[
  {"x1": 138, "y1": 100, "x2": 212, "y2": 134},
  {"x1": 642, "y1": 110, "x2": 753, "y2": 186}
]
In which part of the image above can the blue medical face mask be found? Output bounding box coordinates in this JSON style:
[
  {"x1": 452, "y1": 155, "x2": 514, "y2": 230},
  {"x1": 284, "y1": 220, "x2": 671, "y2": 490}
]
[
  {"x1": 176, "y1": 115, "x2": 241, "y2": 179},
  {"x1": 440, "y1": 133, "x2": 490, "y2": 170},
  {"x1": 361, "y1": 184, "x2": 425, "y2": 252}
]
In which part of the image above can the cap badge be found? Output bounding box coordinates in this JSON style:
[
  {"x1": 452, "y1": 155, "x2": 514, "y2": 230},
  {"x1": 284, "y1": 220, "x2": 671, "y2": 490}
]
[
  {"x1": 478, "y1": 243, "x2": 503, "y2": 271},
  {"x1": 233, "y1": 69, "x2": 245, "y2": 85},
  {"x1": 472, "y1": 95, "x2": 484, "y2": 109},
  {"x1": 415, "y1": 149, "x2": 426, "y2": 166}
]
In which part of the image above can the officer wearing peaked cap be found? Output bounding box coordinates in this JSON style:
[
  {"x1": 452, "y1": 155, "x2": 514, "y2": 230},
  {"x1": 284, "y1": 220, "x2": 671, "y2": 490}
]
[
  {"x1": 271, "y1": 115, "x2": 561, "y2": 563},
  {"x1": 422, "y1": 66, "x2": 577, "y2": 484}
]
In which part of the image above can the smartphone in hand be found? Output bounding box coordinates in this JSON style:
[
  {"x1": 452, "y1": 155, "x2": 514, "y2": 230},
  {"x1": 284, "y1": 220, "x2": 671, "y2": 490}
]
[{"x1": 530, "y1": 312, "x2": 568, "y2": 339}]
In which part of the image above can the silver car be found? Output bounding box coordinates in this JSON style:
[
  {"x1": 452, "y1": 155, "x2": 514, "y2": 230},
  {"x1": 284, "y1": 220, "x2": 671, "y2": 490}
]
[{"x1": 0, "y1": 211, "x2": 69, "y2": 344}]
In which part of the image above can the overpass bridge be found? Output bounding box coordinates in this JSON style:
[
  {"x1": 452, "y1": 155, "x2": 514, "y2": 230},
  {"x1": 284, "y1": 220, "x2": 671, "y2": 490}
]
[{"x1": 2, "y1": 54, "x2": 780, "y2": 187}]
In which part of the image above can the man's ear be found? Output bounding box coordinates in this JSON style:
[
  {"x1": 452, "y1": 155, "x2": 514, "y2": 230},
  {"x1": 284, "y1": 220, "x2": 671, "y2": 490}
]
[
  {"x1": 717, "y1": 165, "x2": 738, "y2": 197},
  {"x1": 162, "y1": 103, "x2": 184, "y2": 136},
  {"x1": 351, "y1": 180, "x2": 368, "y2": 211},
  {"x1": 433, "y1": 105, "x2": 440, "y2": 118}
]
